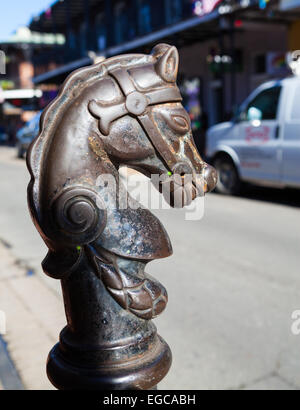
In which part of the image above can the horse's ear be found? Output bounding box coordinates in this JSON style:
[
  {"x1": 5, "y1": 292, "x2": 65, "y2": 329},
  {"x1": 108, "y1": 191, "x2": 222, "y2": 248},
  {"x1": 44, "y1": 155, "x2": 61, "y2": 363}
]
[{"x1": 152, "y1": 44, "x2": 179, "y2": 83}]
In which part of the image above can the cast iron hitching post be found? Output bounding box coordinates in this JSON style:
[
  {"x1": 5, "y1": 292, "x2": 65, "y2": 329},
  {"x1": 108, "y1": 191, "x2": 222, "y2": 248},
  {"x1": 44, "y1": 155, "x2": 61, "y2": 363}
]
[{"x1": 26, "y1": 44, "x2": 217, "y2": 390}]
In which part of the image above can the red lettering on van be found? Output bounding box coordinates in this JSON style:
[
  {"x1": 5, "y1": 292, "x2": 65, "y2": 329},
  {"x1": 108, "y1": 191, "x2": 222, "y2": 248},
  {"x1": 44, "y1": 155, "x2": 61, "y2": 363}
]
[{"x1": 245, "y1": 126, "x2": 270, "y2": 144}]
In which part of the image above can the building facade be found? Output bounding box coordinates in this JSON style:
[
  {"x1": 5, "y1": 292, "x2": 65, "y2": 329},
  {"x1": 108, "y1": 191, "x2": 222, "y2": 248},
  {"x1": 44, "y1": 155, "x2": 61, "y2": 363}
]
[
  {"x1": 28, "y1": 0, "x2": 300, "y2": 151},
  {"x1": 0, "y1": 27, "x2": 65, "y2": 143}
]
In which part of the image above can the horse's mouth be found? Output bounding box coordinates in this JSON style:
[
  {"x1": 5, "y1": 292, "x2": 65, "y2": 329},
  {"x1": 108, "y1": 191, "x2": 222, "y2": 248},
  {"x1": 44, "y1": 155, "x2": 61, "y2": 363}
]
[
  {"x1": 160, "y1": 163, "x2": 217, "y2": 208},
  {"x1": 160, "y1": 174, "x2": 202, "y2": 208}
]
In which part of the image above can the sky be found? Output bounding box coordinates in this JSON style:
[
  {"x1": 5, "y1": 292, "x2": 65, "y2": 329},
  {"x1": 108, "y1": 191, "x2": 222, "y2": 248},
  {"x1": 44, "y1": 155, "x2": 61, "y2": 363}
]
[{"x1": 0, "y1": 0, "x2": 53, "y2": 40}]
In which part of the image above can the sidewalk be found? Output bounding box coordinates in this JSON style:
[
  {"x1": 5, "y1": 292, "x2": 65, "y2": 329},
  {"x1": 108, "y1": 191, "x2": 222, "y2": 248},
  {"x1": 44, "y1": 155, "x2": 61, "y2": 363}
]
[
  {"x1": 0, "y1": 335, "x2": 23, "y2": 389},
  {"x1": 0, "y1": 241, "x2": 65, "y2": 389}
]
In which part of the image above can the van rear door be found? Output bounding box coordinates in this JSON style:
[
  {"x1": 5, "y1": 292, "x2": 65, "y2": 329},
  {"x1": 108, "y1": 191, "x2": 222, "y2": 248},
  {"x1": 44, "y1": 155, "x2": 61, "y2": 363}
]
[
  {"x1": 235, "y1": 84, "x2": 282, "y2": 184},
  {"x1": 281, "y1": 80, "x2": 300, "y2": 187}
]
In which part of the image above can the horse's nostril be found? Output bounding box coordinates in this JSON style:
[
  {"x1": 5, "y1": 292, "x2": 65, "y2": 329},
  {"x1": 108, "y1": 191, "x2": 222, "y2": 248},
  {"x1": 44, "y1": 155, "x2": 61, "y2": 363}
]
[
  {"x1": 204, "y1": 164, "x2": 218, "y2": 193},
  {"x1": 172, "y1": 162, "x2": 193, "y2": 176}
]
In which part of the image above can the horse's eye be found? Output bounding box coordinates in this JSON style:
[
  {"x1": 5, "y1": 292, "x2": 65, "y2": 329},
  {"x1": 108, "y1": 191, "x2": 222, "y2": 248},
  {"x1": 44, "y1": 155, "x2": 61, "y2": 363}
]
[
  {"x1": 159, "y1": 110, "x2": 191, "y2": 135},
  {"x1": 171, "y1": 115, "x2": 190, "y2": 134}
]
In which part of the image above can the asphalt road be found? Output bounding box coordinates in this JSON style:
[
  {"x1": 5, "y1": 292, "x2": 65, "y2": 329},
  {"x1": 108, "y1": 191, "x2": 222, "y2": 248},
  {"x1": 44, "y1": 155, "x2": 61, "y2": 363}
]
[{"x1": 1, "y1": 146, "x2": 300, "y2": 390}]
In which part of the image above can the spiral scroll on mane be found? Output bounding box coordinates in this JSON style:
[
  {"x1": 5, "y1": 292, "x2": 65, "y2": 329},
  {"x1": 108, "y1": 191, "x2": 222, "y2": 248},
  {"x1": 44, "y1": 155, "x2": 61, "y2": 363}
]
[{"x1": 50, "y1": 187, "x2": 106, "y2": 246}]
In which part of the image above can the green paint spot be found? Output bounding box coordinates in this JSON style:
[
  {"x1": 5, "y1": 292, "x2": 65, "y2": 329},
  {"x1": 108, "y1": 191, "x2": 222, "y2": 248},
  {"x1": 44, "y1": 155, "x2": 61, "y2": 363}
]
[
  {"x1": 76, "y1": 246, "x2": 81, "y2": 251},
  {"x1": 168, "y1": 171, "x2": 172, "y2": 176}
]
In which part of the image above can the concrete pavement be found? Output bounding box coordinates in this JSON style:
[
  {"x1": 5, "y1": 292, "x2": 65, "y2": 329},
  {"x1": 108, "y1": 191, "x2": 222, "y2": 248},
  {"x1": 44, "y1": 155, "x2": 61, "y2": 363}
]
[
  {"x1": 0, "y1": 146, "x2": 300, "y2": 389},
  {"x1": 0, "y1": 334, "x2": 23, "y2": 390},
  {"x1": 0, "y1": 239, "x2": 64, "y2": 389}
]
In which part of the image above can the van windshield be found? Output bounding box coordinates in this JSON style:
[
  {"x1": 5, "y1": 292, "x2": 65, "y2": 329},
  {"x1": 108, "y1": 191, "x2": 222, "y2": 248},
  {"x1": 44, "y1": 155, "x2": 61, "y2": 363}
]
[{"x1": 239, "y1": 85, "x2": 282, "y2": 121}]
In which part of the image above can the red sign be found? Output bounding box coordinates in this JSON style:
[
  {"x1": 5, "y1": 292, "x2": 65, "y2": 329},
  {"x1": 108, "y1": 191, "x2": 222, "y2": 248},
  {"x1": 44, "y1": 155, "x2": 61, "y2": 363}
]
[{"x1": 245, "y1": 126, "x2": 270, "y2": 144}]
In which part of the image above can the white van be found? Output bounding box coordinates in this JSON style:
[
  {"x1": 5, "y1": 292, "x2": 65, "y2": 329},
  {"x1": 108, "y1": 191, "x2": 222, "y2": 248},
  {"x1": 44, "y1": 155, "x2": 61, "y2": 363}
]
[{"x1": 206, "y1": 75, "x2": 300, "y2": 194}]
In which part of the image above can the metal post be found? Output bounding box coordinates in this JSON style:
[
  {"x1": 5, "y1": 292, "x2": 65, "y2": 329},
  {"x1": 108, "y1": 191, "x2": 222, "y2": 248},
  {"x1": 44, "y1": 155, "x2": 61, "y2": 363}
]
[
  {"x1": 47, "y1": 256, "x2": 171, "y2": 390},
  {"x1": 27, "y1": 44, "x2": 217, "y2": 390}
]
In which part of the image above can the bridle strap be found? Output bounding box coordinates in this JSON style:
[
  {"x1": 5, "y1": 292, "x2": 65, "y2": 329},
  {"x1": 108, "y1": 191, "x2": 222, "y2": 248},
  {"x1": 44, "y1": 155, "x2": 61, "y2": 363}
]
[
  {"x1": 137, "y1": 114, "x2": 178, "y2": 170},
  {"x1": 109, "y1": 67, "x2": 182, "y2": 172}
]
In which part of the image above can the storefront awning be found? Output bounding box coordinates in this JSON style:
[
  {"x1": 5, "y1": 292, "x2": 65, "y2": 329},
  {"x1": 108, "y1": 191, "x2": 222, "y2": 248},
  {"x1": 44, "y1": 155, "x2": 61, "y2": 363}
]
[
  {"x1": 32, "y1": 10, "x2": 219, "y2": 85},
  {"x1": 32, "y1": 57, "x2": 91, "y2": 85}
]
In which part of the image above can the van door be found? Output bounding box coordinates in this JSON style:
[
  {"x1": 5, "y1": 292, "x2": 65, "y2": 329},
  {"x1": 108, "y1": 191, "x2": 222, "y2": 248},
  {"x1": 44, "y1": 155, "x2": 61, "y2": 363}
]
[
  {"x1": 281, "y1": 81, "x2": 300, "y2": 187},
  {"x1": 235, "y1": 85, "x2": 282, "y2": 184}
]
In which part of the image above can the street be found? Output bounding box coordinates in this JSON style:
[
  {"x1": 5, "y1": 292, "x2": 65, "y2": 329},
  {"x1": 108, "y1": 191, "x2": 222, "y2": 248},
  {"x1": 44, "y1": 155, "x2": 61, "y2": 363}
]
[{"x1": 0, "y1": 146, "x2": 300, "y2": 389}]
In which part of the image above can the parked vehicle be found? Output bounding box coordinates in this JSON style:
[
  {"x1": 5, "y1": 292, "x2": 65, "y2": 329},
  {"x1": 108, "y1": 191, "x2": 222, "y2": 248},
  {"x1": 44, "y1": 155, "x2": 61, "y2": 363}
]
[
  {"x1": 16, "y1": 111, "x2": 41, "y2": 158},
  {"x1": 206, "y1": 75, "x2": 300, "y2": 194},
  {"x1": 0, "y1": 126, "x2": 8, "y2": 144}
]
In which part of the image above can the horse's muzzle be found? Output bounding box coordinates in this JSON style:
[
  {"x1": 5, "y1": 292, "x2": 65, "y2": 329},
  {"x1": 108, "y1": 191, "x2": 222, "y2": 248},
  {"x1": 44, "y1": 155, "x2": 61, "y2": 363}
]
[
  {"x1": 160, "y1": 161, "x2": 217, "y2": 207},
  {"x1": 203, "y1": 163, "x2": 218, "y2": 193}
]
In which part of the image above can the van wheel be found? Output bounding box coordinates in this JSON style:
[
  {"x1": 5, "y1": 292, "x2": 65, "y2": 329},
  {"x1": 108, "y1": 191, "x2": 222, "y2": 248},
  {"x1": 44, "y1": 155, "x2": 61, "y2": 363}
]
[{"x1": 213, "y1": 157, "x2": 240, "y2": 195}]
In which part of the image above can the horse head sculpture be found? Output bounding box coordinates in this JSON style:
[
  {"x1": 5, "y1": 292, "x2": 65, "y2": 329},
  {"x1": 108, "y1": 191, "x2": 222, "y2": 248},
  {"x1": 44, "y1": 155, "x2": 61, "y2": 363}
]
[{"x1": 27, "y1": 44, "x2": 217, "y2": 390}]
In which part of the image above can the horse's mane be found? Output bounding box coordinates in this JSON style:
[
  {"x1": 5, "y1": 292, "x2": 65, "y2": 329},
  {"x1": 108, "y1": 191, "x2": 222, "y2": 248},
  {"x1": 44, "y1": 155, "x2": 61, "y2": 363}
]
[{"x1": 27, "y1": 53, "x2": 151, "y2": 219}]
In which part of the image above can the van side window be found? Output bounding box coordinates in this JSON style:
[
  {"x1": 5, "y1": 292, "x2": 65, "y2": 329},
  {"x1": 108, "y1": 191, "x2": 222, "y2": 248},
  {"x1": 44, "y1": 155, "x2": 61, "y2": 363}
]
[
  {"x1": 240, "y1": 86, "x2": 281, "y2": 121},
  {"x1": 291, "y1": 84, "x2": 300, "y2": 120}
]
